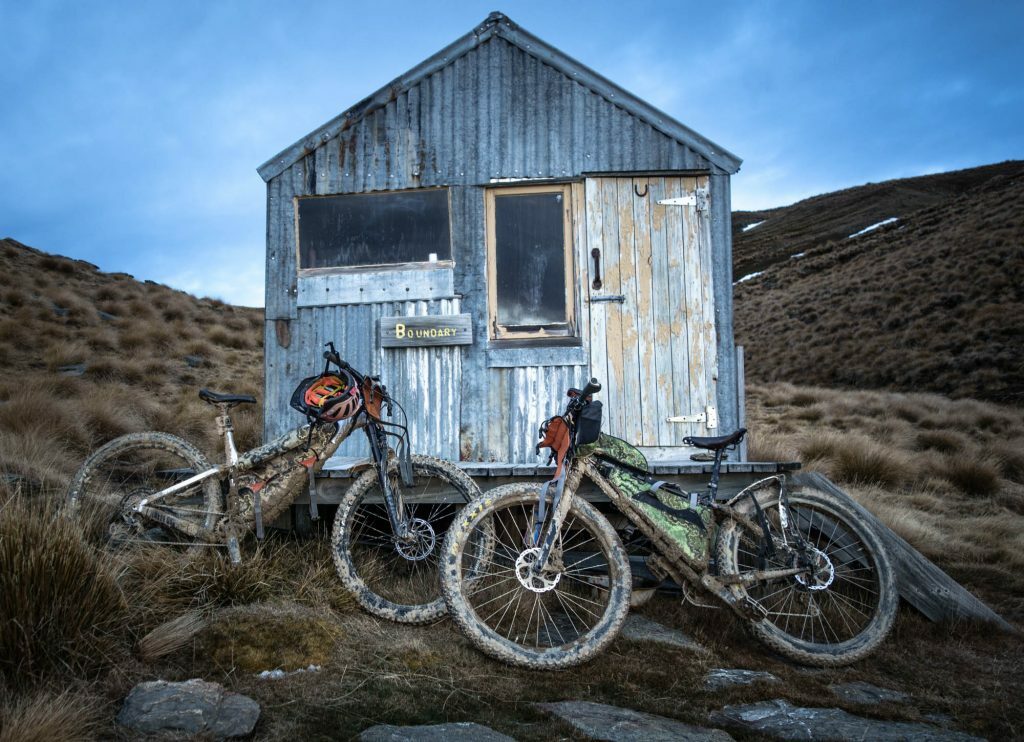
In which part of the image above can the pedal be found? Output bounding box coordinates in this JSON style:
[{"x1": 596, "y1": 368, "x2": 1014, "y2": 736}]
[
  {"x1": 743, "y1": 595, "x2": 769, "y2": 621},
  {"x1": 227, "y1": 536, "x2": 242, "y2": 565}
]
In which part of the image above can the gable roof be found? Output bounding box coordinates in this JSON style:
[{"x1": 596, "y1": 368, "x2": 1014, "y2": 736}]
[{"x1": 257, "y1": 12, "x2": 741, "y2": 182}]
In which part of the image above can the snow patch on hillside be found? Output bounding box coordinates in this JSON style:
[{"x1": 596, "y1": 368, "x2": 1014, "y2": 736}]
[{"x1": 849, "y1": 217, "x2": 899, "y2": 238}]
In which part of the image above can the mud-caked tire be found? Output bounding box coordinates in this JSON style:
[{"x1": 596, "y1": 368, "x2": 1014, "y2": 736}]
[
  {"x1": 441, "y1": 483, "x2": 631, "y2": 669},
  {"x1": 331, "y1": 454, "x2": 480, "y2": 624},
  {"x1": 716, "y1": 486, "x2": 898, "y2": 666},
  {"x1": 66, "y1": 431, "x2": 222, "y2": 549}
]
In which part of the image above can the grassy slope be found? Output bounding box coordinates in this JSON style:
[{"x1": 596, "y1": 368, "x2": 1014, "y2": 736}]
[
  {"x1": 0, "y1": 238, "x2": 263, "y2": 489},
  {"x1": 1, "y1": 209, "x2": 1023, "y2": 739},
  {"x1": 733, "y1": 161, "x2": 1024, "y2": 403}
]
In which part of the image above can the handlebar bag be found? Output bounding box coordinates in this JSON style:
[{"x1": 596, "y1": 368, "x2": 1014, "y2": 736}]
[{"x1": 575, "y1": 401, "x2": 603, "y2": 446}]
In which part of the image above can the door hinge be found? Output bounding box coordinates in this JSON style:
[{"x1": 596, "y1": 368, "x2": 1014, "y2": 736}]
[
  {"x1": 666, "y1": 405, "x2": 718, "y2": 429},
  {"x1": 657, "y1": 189, "x2": 709, "y2": 211}
]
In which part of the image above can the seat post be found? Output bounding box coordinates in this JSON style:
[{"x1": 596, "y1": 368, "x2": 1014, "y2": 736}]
[
  {"x1": 708, "y1": 448, "x2": 725, "y2": 502},
  {"x1": 216, "y1": 403, "x2": 239, "y2": 465}
]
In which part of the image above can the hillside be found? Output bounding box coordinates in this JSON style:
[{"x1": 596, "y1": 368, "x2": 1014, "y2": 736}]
[
  {"x1": 733, "y1": 161, "x2": 1024, "y2": 403},
  {"x1": 0, "y1": 236, "x2": 1021, "y2": 739},
  {"x1": 0, "y1": 238, "x2": 263, "y2": 489}
]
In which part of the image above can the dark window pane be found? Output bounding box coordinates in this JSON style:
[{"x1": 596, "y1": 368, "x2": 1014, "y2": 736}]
[
  {"x1": 298, "y1": 190, "x2": 451, "y2": 269},
  {"x1": 494, "y1": 192, "x2": 567, "y2": 328}
]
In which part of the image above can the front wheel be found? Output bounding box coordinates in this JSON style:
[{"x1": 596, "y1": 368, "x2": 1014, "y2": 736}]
[
  {"x1": 331, "y1": 455, "x2": 480, "y2": 624},
  {"x1": 441, "y1": 484, "x2": 631, "y2": 669},
  {"x1": 716, "y1": 486, "x2": 898, "y2": 666},
  {"x1": 66, "y1": 432, "x2": 222, "y2": 549}
]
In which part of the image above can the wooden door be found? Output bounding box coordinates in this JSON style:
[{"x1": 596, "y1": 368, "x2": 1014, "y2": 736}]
[{"x1": 584, "y1": 176, "x2": 718, "y2": 456}]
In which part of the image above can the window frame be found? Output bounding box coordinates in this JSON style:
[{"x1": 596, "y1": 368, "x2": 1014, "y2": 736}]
[
  {"x1": 485, "y1": 183, "x2": 577, "y2": 342},
  {"x1": 294, "y1": 187, "x2": 454, "y2": 275}
]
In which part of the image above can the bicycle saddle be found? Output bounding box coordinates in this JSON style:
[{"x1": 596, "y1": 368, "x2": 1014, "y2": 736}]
[
  {"x1": 683, "y1": 428, "x2": 746, "y2": 451},
  {"x1": 199, "y1": 389, "x2": 257, "y2": 406}
]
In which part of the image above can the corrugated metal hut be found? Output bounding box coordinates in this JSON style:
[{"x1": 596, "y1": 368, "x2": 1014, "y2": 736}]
[{"x1": 258, "y1": 12, "x2": 750, "y2": 483}]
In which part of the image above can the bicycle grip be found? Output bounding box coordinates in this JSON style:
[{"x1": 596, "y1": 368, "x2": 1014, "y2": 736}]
[{"x1": 580, "y1": 378, "x2": 601, "y2": 398}]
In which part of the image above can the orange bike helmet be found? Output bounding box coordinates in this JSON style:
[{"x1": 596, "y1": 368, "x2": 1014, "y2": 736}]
[{"x1": 290, "y1": 369, "x2": 360, "y2": 422}]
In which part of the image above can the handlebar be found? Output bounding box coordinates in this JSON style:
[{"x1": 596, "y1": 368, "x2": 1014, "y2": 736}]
[
  {"x1": 323, "y1": 344, "x2": 365, "y2": 384},
  {"x1": 565, "y1": 377, "x2": 601, "y2": 415}
]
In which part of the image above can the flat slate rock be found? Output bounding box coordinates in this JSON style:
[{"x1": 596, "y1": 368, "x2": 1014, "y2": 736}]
[
  {"x1": 709, "y1": 699, "x2": 983, "y2": 741},
  {"x1": 359, "y1": 722, "x2": 514, "y2": 741},
  {"x1": 537, "y1": 700, "x2": 733, "y2": 741},
  {"x1": 621, "y1": 614, "x2": 708, "y2": 653},
  {"x1": 703, "y1": 668, "x2": 781, "y2": 691},
  {"x1": 829, "y1": 681, "x2": 911, "y2": 705},
  {"x1": 116, "y1": 678, "x2": 259, "y2": 738}
]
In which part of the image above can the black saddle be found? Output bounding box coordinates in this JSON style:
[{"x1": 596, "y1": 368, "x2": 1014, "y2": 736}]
[
  {"x1": 199, "y1": 389, "x2": 257, "y2": 406},
  {"x1": 683, "y1": 428, "x2": 746, "y2": 451}
]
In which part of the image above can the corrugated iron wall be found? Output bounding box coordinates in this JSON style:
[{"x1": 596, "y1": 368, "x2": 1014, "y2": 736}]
[{"x1": 264, "y1": 35, "x2": 737, "y2": 464}]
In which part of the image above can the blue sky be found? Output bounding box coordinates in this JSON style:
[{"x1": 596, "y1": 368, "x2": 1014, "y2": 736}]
[{"x1": 1, "y1": 1, "x2": 1021, "y2": 306}]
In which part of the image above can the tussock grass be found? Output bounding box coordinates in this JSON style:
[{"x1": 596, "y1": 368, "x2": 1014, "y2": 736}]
[
  {"x1": 0, "y1": 689, "x2": 102, "y2": 742},
  {"x1": 0, "y1": 495, "x2": 128, "y2": 689}
]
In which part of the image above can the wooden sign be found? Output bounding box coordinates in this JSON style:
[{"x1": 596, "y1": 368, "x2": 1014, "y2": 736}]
[{"x1": 380, "y1": 314, "x2": 473, "y2": 348}]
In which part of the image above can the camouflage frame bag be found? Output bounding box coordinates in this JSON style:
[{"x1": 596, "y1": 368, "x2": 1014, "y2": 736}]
[{"x1": 579, "y1": 434, "x2": 712, "y2": 567}]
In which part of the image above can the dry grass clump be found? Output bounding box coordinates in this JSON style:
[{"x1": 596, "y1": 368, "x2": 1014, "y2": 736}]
[
  {"x1": 0, "y1": 494, "x2": 128, "y2": 689},
  {"x1": 0, "y1": 689, "x2": 102, "y2": 742},
  {"x1": 799, "y1": 430, "x2": 912, "y2": 488}
]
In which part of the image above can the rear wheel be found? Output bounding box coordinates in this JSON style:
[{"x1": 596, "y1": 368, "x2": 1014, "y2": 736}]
[
  {"x1": 331, "y1": 455, "x2": 479, "y2": 624},
  {"x1": 66, "y1": 432, "x2": 222, "y2": 550},
  {"x1": 716, "y1": 486, "x2": 897, "y2": 666},
  {"x1": 441, "y1": 484, "x2": 631, "y2": 669}
]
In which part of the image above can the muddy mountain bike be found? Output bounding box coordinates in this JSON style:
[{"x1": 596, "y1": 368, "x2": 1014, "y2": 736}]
[
  {"x1": 67, "y1": 342, "x2": 480, "y2": 624},
  {"x1": 441, "y1": 378, "x2": 897, "y2": 668}
]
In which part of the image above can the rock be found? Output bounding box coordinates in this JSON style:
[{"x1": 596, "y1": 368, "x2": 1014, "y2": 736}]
[
  {"x1": 185, "y1": 354, "x2": 206, "y2": 368},
  {"x1": 621, "y1": 614, "x2": 708, "y2": 654},
  {"x1": 116, "y1": 678, "x2": 260, "y2": 738},
  {"x1": 98, "y1": 310, "x2": 118, "y2": 321},
  {"x1": 709, "y1": 699, "x2": 983, "y2": 741},
  {"x1": 57, "y1": 363, "x2": 86, "y2": 376},
  {"x1": 537, "y1": 701, "x2": 733, "y2": 741},
  {"x1": 52, "y1": 302, "x2": 69, "y2": 317},
  {"x1": 359, "y1": 721, "x2": 514, "y2": 741},
  {"x1": 829, "y1": 680, "x2": 911, "y2": 705},
  {"x1": 703, "y1": 668, "x2": 781, "y2": 691}
]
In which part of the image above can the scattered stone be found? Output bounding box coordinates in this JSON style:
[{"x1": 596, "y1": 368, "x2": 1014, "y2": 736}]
[
  {"x1": 621, "y1": 614, "x2": 708, "y2": 654},
  {"x1": 538, "y1": 701, "x2": 733, "y2": 741},
  {"x1": 360, "y1": 721, "x2": 514, "y2": 741},
  {"x1": 57, "y1": 363, "x2": 86, "y2": 376},
  {"x1": 703, "y1": 668, "x2": 781, "y2": 691},
  {"x1": 709, "y1": 699, "x2": 982, "y2": 741},
  {"x1": 829, "y1": 680, "x2": 910, "y2": 705},
  {"x1": 97, "y1": 310, "x2": 118, "y2": 321},
  {"x1": 52, "y1": 302, "x2": 69, "y2": 317},
  {"x1": 116, "y1": 678, "x2": 260, "y2": 738},
  {"x1": 185, "y1": 354, "x2": 206, "y2": 368},
  {"x1": 257, "y1": 664, "x2": 321, "y2": 680}
]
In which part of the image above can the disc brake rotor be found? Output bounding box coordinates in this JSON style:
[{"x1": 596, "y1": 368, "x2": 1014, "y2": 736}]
[
  {"x1": 394, "y1": 517, "x2": 437, "y2": 561},
  {"x1": 515, "y1": 547, "x2": 562, "y2": 593},
  {"x1": 794, "y1": 546, "x2": 835, "y2": 591}
]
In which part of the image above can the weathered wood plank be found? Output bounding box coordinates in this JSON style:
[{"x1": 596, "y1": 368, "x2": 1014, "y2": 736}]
[
  {"x1": 584, "y1": 178, "x2": 610, "y2": 419},
  {"x1": 297, "y1": 266, "x2": 455, "y2": 306},
  {"x1": 599, "y1": 178, "x2": 626, "y2": 438},
  {"x1": 662, "y1": 177, "x2": 692, "y2": 446},
  {"x1": 631, "y1": 176, "x2": 659, "y2": 446},
  {"x1": 695, "y1": 175, "x2": 719, "y2": 435},
  {"x1": 615, "y1": 178, "x2": 643, "y2": 445},
  {"x1": 794, "y1": 472, "x2": 1012, "y2": 629}
]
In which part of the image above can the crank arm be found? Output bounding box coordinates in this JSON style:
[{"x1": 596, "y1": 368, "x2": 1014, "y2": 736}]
[
  {"x1": 135, "y1": 505, "x2": 212, "y2": 540},
  {"x1": 719, "y1": 566, "x2": 806, "y2": 586}
]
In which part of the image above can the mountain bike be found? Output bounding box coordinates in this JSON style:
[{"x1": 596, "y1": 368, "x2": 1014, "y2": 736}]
[
  {"x1": 67, "y1": 342, "x2": 480, "y2": 624},
  {"x1": 440, "y1": 378, "x2": 897, "y2": 667}
]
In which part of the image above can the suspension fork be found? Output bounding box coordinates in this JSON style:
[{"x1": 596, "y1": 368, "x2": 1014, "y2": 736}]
[
  {"x1": 364, "y1": 418, "x2": 409, "y2": 540},
  {"x1": 530, "y1": 464, "x2": 583, "y2": 575}
]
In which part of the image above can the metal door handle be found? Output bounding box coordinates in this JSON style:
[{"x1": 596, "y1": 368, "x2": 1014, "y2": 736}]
[{"x1": 591, "y1": 248, "x2": 602, "y2": 290}]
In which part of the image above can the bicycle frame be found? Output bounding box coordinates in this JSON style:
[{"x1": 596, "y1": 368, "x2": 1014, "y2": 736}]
[{"x1": 532, "y1": 457, "x2": 802, "y2": 622}]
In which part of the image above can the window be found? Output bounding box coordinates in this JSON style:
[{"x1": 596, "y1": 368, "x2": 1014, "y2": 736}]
[
  {"x1": 486, "y1": 185, "x2": 576, "y2": 340},
  {"x1": 297, "y1": 189, "x2": 451, "y2": 271}
]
